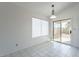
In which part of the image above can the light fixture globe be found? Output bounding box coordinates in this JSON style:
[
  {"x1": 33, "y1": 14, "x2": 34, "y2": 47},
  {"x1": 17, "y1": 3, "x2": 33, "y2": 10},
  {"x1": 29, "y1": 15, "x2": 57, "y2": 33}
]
[{"x1": 50, "y1": 15, "x2": 56, "y2": 19}]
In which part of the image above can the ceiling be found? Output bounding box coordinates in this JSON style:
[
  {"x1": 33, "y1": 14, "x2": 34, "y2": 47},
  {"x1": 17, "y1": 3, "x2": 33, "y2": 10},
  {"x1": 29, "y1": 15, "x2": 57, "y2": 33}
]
[{"x1": 15, "y1": 2, "x2": 78, "y2": 18}]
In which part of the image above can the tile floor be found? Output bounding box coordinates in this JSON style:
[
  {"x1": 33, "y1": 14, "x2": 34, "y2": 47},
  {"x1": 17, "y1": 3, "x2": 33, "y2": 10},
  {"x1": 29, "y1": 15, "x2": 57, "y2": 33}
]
[{"x1": 3, "y1": 41, "x2": 79, "y2": 57}]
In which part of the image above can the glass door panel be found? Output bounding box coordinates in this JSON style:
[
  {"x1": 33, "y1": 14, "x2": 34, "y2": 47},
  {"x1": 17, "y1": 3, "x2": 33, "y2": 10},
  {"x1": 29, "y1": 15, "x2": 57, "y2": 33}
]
[
  {"x1": 61, "y1": 20, "x2": 71, "y2": 44},
  {"x1": 54, "y1": 21, "x2": 61, "y2": 42}
]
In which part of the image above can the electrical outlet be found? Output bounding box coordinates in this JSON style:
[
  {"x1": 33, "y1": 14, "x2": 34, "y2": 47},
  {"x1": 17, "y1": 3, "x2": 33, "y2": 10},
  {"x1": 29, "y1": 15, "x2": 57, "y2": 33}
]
[{"x1": 16, "y1": 44, "x2": 18, "y2": 46}]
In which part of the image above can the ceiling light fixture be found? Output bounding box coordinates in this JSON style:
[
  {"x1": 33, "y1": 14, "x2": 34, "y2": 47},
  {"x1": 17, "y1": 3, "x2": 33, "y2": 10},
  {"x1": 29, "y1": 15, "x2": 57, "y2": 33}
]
[{"x1": 50, "y1": 4, "x2": 56, "y2": 19}]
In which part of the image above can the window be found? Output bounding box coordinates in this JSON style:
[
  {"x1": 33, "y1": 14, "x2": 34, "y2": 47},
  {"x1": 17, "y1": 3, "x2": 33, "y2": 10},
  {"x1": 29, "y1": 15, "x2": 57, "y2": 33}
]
[{"x1": 32, "y1": 18, "x2": 48, "y2": 38}]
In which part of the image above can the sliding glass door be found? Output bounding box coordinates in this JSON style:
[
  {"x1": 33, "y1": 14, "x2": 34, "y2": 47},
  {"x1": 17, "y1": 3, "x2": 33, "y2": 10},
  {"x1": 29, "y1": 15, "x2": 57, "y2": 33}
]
[
  {"x1": 53, "y1": 19, "x2": 71, "y2": 44},
  {"x1": 54, "y1": 21, "x2": 61, "y2": 42},
  {"x1": 61, "y1": 20, "x2": 71, "y2": 44}
]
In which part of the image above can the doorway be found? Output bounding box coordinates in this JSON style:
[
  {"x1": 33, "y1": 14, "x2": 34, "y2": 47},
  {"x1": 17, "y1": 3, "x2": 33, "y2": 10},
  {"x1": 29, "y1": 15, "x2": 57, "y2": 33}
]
[{"x1": 53, "y1": 19, "x2": 71, "y2": 44}]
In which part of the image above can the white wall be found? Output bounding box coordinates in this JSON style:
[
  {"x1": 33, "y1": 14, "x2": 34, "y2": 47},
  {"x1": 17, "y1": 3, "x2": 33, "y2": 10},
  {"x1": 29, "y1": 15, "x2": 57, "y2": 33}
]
[
  {"x1": 0, "y1": 2, "x2": 49, "y2": 56},
  {"x1": 51, "y1": 4, "x2": 79, "y2": 48}
]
